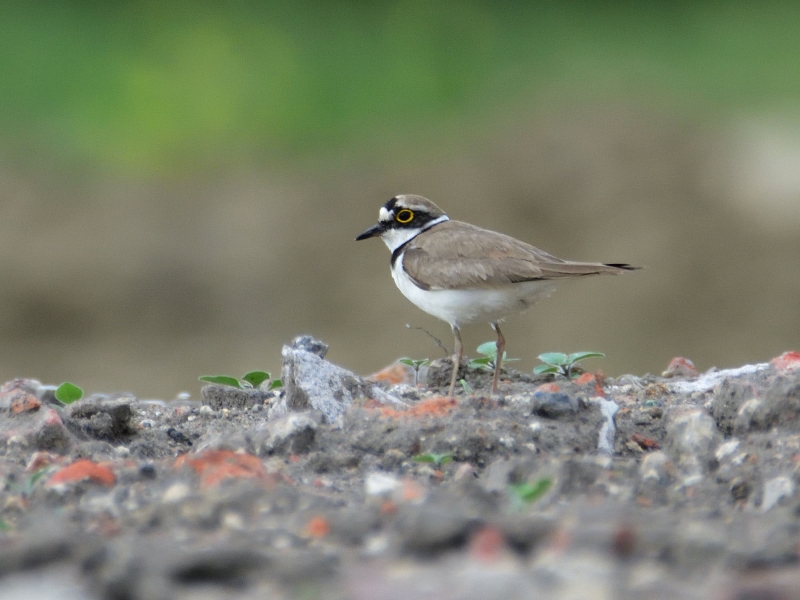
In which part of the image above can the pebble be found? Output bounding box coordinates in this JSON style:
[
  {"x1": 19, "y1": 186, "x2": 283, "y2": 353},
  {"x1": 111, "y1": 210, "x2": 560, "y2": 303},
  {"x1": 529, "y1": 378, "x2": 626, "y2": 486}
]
[
  {"x1": 365, "y1": 472, "x2": 401, "y2": 496},
  {"x1": 281, "y1": 336, "x2": 406, "y2": 424},
  {"x1": 762, "y1": 476, "x2": 795, "y2": 512}
]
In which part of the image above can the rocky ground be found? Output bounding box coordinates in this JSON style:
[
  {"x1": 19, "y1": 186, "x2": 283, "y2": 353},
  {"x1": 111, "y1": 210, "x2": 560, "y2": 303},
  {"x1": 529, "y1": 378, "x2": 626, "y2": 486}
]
[{"x1": 1, "y1": 337, "x2": 800, "y2": 599}]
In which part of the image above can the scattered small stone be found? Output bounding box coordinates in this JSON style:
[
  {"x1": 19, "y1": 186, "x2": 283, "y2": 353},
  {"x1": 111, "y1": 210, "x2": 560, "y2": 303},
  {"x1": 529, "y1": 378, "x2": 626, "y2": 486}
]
[
  {"x1": 66, "y1": 395, "x2": 137, "y2": 441},
  {"x1": 396, "y1": 503, "x2": 473, "y2": 553},
  {"x1": 761, "y1": 476, "x2": 795, "y2": 512},
  {"x1": 200, "y1": 385, "x2": 266, "y2": 410},
  {"x1": 166, "y1": 428, "x2": 192, "y2": 446},
  {"x1": 771, "y1": 351, "x2": 800, "y2": 371},
  {"x1": 254, "y1": 412, "x2": 318, "y2": 455},
  {"x1": 365, "y1": 472, "x2": 401, "y2": 497},
  {"x1": 531, "y1": 391, "x2": 579, "y2": 418},
  {"x1": 662, "y1": 357, "x2": 698, "y2": 378},
  {"x1": 281, "y1": 336, "x2": 406, "y2": 424},
  {"x1": 663, "y1": 407, "x2": 720, "y2": 480}
]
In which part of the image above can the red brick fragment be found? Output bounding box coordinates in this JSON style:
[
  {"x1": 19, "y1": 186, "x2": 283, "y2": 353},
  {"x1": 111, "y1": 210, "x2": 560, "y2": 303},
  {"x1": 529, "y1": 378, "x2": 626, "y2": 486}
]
[
  {"x1": 469, "y1": 525, "x2": 508, "y2": 563},
  {"x1": 613, "y1": 525, "x2": 637, "y2": 559},
  {"x1": 771, "y1": 351, "x2": 800, "y2": 371},
  {"x1": 174, "y1": 450, "x2": 273, "y2": 488},
  {"x1": 662, "y1": 357, "x2": 698, "y2": 378},
  {"x1": 535, "y1": 383, "x2": 561, "y2": 394},
  {"x1": 304, "y1": 515, "x2": 331, "y2": 538},
  {"x1": 631, "y1": 433, "x2": 660, "y2": 450},
  {"x1": 574, "y1": 372, "x2": 606, "y2": 397},
  {"x1": 368, "y1": 362, "x2": 414, "y2": 386},
  {"x1": 373, "y1": 397, "x2": 457, "y2": 419},
  {"x1": 9, "y1": 391, "x2": 41, "y2": 413},
  {"x1": 400, "y1": 478, "x2": 426, "y2": 503},
  {"x1": 47, "y1": 459, "x2": 115, "y2": 487}
]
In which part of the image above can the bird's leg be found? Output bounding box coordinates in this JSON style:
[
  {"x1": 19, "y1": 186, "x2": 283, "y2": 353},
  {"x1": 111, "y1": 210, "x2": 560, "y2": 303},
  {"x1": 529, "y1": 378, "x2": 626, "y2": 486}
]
[
  {"x1": 491, "y1": 322, "x2": 505, "y2": 393},
  {"x1": 448, "y1": 325, "x2": 463, "y2": 397}
]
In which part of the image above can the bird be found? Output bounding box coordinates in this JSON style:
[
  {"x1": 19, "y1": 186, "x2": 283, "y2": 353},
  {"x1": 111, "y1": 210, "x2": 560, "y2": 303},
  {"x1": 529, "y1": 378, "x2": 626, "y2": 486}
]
[{"x1": 356, "y1": 195, "x2": 639, "y2": 397}]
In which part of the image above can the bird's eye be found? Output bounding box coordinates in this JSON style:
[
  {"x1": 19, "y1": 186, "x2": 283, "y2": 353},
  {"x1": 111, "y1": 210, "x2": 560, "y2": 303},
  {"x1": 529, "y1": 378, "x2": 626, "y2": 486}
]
[{"x1": 396, "y1": 209, "x2": 414, "y2": 224}]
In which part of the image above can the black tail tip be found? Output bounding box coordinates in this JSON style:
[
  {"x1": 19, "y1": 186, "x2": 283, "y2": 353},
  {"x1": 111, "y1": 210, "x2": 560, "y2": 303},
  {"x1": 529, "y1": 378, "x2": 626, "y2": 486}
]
[{"x1": 605, "y1": 263, "x2": 641, "y2": 271}]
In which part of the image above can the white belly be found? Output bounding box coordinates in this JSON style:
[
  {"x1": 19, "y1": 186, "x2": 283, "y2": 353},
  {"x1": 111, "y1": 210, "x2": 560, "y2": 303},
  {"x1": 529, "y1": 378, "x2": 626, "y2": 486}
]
[{"x1": 391, "y1": 257, "x2": 557, "y2": 327}]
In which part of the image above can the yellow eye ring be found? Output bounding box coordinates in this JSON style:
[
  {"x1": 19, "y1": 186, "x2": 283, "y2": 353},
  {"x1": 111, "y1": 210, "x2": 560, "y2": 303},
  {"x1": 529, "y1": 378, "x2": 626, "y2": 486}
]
[{"x1": 396, "y1": 209, "x2": 414, "y2": 224}]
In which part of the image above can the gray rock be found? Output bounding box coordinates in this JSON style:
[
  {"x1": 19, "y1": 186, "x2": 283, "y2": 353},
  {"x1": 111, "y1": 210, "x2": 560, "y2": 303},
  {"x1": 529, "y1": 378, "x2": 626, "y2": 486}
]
[
  {"x1": 761, "y1": 476, "x2": 795, "y2": 512},
  {"x1": 289, "y1": 334, "x2": 329, "y2": 358},
  {"x1": 281, "y1": 338, "x2": 406, "y2": 424},
  {"x1": 255, "y1": 412, "x2": 318, "y2": 455},
  {"x1": 200, "y1": 384, "x2": 266, "y2": 410},
  {"x1": 531, "y1": 391, "x2": 580, "y2": 418},
  {"x1": 496, "y1": 514, "x2": 557, "y2": 553},
  {"x1": 716, "y1": 372, "x2": 800, "y2": 435},
  {"x1": 636, "y1": 451, "x2": 675, "y2": 505},
  {"x1": 663, "y1": 407, "x2": 720, "y2": 480},
  {"x1": 65, "y1": 394, "x2": 137, "y2": 441},
  {"x1": 328, "y1": 507, "x2": 381, "y2": 545},
  {"x1": 663, "y1": 520, "x2": 727, "y2": 575},
  {"x1": 559, "y1": 457, "x2": 605, "y2": 495},
  {"x1": 591, "y1": 397, "x2": 618, "y2": 455},
  {"x1": 0, "y1": 407, "x2": 74, "y2": 454},
  {"x1": 396, "y1": 504, "x2": 474, "y2": 553}
]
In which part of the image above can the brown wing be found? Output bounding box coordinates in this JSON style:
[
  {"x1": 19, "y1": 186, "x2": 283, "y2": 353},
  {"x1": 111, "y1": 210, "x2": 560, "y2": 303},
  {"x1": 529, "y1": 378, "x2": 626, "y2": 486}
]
[{"x1": 402, "y1": 221, "x2": 637, "y2": 291}]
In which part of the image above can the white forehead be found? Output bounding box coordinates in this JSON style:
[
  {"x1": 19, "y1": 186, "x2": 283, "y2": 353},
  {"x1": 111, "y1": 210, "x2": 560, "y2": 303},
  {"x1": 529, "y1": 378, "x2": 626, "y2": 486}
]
[{"x1": 379, "y1": 206, "x2": 392, "y2": 221}]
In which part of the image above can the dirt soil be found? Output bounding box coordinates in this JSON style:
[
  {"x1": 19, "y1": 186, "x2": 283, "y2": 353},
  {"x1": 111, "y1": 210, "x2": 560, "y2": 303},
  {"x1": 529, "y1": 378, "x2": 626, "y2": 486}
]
[{"x1": 1, "y1": 339, "x2": 800, "y2": 599}]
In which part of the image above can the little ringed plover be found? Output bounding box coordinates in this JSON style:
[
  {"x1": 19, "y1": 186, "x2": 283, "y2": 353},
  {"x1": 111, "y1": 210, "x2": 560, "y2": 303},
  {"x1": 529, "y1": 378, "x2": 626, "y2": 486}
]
[{"x1": 356, "y1": 195, "x2": 638, "y2": 397}]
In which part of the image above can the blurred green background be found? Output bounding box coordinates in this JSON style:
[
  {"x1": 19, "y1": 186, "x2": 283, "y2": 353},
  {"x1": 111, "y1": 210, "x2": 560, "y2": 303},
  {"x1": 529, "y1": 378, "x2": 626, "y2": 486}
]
[{"x1": 1, "y1": 1, "x2": 799, "y2": 397}]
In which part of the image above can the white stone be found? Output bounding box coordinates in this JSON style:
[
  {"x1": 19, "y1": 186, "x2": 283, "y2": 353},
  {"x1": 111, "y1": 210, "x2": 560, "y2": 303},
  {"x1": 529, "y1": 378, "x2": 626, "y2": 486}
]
[
  {"x1": 762, "y1": 476, "x2": 795, "y2": 512},
  {"x1": 365, "y1": 472, "x2": 401, "y2": 497},
  {"x1": 715, "y1": 440, "x2": 741, "y2": 461}
]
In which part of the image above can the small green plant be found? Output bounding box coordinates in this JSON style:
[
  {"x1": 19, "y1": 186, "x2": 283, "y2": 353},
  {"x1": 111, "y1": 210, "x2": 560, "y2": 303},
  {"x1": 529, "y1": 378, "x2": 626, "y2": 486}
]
[
  {"x1": 533, "y1": 352, "x2": 605, "y2": 379},
  {"x1": 468, "y1": 341, "x2": 520, "y2": 371},
  {"x1": 459, "y1": 378, "x2": 473, "y2": 395},
  {"x1": 412, "y1": 452, "x2": 453, "y2": 468},
  {"x1": 4, "y1": 467, "x2": 51, "y2": 500},
  {"x1": 398, "y1": 358, "x2": 430, "y2": 386},
  {"x1": 199, "y1": 371, "x2": 282, "y2": 390},
  {"x1": 54, "y1": 382, "x2": 83, "y2": 404},
  {"x1": 509, "y1": 477, "x2": 552, "y2": 505}
]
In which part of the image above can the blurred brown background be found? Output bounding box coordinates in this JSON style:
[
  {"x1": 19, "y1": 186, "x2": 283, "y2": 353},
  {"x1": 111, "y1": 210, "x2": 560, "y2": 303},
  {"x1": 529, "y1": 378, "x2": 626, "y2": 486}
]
[{"x1": 1, "y1": 3, "x2": 799, "y2": 398}]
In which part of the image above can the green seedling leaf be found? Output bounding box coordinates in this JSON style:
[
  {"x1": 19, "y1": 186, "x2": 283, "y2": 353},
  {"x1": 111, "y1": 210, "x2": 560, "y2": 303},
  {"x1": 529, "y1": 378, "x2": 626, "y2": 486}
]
[
  {"x1": 25, "y1": 468, "x2": 50, "y2": 496},
  {"x1": 413, "y1": 453, "x2": 453, "y2": 467},
  {"x1": 400, "y1": 358, "x2": 429, "y2": 368},
  {"x1": 399, "y1": 358, "x2": 430, "y2": 385},
  {"x1": 436, "y1": 454, "x2": 453, "y2": 467},
  {"x1": 476, "y1": 341, "x2": 498, "y2": 357},
  {"x1": 55, "y1": 382, "x2": 83, "y2": 404},
  {"x1": 459, "y1": 378, "x2": 473, "y2": 395},
  {"x1": 242, "y1": 371, "x2": 270, "y2": 388},
  {"x1": 567, "y1": 352, "x2": 605, "y2": 363},
  {"x1": 533, "y1": 364, "x2": 561, "y2": 375},
  {"x1": 268, "y1": 379, "x2": 283, "y2": 390},
  {"x1": 509, "y1": 477, "x2": 552, "y2": 504},
  {"x1": 0, "y1": 519, "x2": 11, "y2": 532},
  {"x1": 198, "y1": 375, "x2": 242, "y2": 389},
  {"x1": 538, "y1": 353, "x2": 569, "y2": 366},
  {"x1": 468, "y1": 357, "x2": 493, "y2": 370}
]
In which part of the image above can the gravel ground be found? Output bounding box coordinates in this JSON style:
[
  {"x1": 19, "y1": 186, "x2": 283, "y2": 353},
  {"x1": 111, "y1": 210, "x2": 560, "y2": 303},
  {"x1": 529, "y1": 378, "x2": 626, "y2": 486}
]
[{"x1": 1, "y1": 337, "x2": 800, "y2": 599}]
